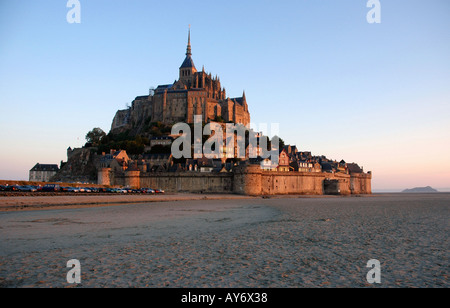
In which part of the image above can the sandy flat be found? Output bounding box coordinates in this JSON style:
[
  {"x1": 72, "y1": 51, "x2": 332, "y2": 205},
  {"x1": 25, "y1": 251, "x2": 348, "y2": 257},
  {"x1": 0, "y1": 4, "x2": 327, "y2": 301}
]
[
  {"x1": 0, "y1": 193, "x2": 256, "y2": 211},
  {"x1": 0, "y1": 193, "x2": 448, "y2": 288}
]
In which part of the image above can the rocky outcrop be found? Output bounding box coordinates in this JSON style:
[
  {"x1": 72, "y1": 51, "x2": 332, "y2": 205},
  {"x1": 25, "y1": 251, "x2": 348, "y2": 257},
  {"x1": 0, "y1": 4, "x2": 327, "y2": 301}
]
[
  {"x1": 111, "y1": 109, "x2": 131, "y2": 134},
  {"x1": 51, "y1": 148, "x2": 99, "y2": 183},
  {"x1": 111, "y1": 96, "x2": 153, "y2": 136}
]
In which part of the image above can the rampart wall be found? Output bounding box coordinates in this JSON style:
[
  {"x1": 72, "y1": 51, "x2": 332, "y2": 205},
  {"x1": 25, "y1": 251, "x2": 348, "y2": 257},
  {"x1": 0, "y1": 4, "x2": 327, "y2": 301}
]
[{"x1": 99, "y1": 164, "x2": 372, "y2": 196}]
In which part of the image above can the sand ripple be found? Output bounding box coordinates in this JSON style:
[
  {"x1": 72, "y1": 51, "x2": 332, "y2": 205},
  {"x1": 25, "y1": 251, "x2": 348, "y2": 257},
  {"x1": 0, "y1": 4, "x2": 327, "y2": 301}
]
[{"x1": 0, "y1": 193, "x2": 448, "y2": 288}]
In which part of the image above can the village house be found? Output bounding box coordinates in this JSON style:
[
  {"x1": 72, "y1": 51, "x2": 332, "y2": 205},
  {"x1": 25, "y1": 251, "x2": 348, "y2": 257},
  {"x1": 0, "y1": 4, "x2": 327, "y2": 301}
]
[
  {"x1": 142, "y1": 153, "x2": 172, "y2": 172},
  {"x1": 261, "y1": 158, "x2": 280, "y2": 171},
  {"x1": 277, "y1": 148, "x2": 292, "y2": 172},
  {"x1": 98, "y1": 149, "x2": 131, "y2": 173},
  {"x1": 347, "y1": 163, "x2": 364, "y2": 174},
  {"x1": 29, "y1": 164, "x2": 59, "y2": 182}
]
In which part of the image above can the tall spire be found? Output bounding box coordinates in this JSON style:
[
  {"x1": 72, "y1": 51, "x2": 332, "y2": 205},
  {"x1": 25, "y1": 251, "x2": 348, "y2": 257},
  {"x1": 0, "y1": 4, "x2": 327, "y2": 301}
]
[
  {"x1": 180, "y1": 25, "x2": 197, "y2": 77},
  {"x1": 186, "y1": 25, "x2": 192, "y2": 56}
]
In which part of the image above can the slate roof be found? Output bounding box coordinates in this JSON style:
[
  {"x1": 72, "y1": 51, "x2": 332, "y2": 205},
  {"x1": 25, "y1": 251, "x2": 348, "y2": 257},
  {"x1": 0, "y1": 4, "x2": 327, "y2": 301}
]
[
  {"x1": 30, "y1": 164, "x2": 59, "y2": 172},
  {"x1": 231, "y1": 97, "x2": 245, "y2": 105},
  {"x1": 155, "y1": 84, "x2": 174, "y2": 93},
  {"x1": 321, "y1": 162, "x2": 333, "y2": 172},
  {"x1": 180, "y1": 55, "x2": 196, "y2": 69},
  {"x1": 347, "y1": 163, "x2": 363, "y2": 174},
  {"x1": 134, "y1": 95, "x2": 149, "y2": 101}
]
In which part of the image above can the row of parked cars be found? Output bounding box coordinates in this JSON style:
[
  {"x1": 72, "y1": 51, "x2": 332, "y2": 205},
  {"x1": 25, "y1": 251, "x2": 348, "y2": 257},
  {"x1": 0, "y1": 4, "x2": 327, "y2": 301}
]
[
  {"x1": 98, "y1": 187, "x2": 165, "y2": 194},
  {"x1": 0, "y1": 185, "x2": 39, "y2": 192},
  {"x1": 0, "y1": 184, "x2": 165, "y2": 194}
]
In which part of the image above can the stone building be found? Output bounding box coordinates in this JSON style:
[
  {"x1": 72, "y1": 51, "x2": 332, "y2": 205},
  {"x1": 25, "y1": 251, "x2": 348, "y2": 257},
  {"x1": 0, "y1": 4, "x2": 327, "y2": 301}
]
[
  {"x1": 277, "y1": 149, "x2": 291, "y2": 172},
  {"x1": 111, "y1": 28, "x2": 250, "y2": 135},
  {"x1": 29, "y1": 164, "x2": 59, "y2": 182}
]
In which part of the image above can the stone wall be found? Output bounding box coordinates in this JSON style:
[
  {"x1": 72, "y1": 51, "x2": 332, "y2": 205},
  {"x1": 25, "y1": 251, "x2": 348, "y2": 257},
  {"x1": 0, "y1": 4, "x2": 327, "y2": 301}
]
[
  {"x1": 104, "y1": 165, "x2": 372, "y2": 196},
  {"x1": 139, "y1": 173, "x2": 233, "y2": 193},
  {"x1": 257, "y1": 171, "x2": 371, "y2": 196},
  {"x1": 259, "y1": 172, "x2": 325, "y2": 196}
]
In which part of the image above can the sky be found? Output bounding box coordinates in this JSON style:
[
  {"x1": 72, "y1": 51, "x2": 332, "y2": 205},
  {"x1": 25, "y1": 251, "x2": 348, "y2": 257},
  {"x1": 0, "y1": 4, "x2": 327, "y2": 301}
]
[{"x1": 0, "y1": 0, "x2": 449, "y2": 191}]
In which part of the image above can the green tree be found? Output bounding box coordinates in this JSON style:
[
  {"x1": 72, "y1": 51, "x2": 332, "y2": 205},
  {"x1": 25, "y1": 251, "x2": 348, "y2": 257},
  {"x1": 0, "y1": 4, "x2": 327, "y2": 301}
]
[
  {"x1": 86, "y1": 128, "x2": 106, "y2": 146},
  {"x1": 276, "y1": 136, "x2": 286, "y2": 149}
]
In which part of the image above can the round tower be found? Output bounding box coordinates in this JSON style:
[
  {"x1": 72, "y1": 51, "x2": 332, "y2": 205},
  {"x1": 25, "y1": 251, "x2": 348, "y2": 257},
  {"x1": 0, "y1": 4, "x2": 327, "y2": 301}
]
[
  {"x1": 98, "y1": 167, "x2": 112, "y2": 186},
  {"x1": 233, "y1": 164, "x2": 262, "y2": 196},
  {"x1": 125, "y1": 164, "x2": 141, "y2": 189}
]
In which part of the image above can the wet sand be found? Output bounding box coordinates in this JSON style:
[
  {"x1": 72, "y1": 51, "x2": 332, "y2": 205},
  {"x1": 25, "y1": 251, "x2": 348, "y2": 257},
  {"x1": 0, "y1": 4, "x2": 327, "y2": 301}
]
[
  {"x1": 0, "y1": 193, "x2": 448, "y2": 288},
  {"x1": 0, "y1": 193, "x2": 256, "y2": 212}
]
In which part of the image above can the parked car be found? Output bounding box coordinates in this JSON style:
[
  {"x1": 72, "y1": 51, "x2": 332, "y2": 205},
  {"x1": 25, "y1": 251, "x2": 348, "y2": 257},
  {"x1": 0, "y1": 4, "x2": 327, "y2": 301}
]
[
  {"x1": 18, "y1": 185, "x2": 37, "y2": 192},
  {"x1": 155, "y1": 189, "x2": 165, "y2": 194},
  {"x1": 67, "y1": 187, "x2": 80, "y2": 193},
  {"x1": 141, "y1": 188, "x2": 155, "y2": 194},
  {"x1": 4, "y1": 185, "x2": 19, "y2": 191},
  {"x1": 42, "y1": 184, "x2": 60, "y2": 192},
  {"x1": 78, "y1": 187, "x2": 92, "y2": 193},
  {"x1": 0, "y1": 185, "x2": 7, "y2": 191}
]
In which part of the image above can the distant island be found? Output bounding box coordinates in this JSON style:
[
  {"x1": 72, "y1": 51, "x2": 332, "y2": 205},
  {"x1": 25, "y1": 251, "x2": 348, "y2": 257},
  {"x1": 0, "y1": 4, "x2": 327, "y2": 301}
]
[{"x1": 402, "y1": 186, "x2": 439, "y2": 193}]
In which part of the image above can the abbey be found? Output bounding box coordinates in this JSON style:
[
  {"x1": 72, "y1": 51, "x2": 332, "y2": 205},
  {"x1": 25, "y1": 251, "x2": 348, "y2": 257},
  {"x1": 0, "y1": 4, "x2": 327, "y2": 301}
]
[{"x1": 111, "y1": 29, "x2": 250, "y2": 134}]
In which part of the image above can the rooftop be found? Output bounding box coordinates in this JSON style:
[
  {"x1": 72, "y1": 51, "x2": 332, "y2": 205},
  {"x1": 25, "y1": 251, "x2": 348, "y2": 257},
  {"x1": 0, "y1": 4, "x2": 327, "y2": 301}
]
[
  {"x1": 180, "y1": 55, "x2": 196, "y2": 69},
  {"x1": 30, "y1": 164, "x2": 59, "y2": 172}
]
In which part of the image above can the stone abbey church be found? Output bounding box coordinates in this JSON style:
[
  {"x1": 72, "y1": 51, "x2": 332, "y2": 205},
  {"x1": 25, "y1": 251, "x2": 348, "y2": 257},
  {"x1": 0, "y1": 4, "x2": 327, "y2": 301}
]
[{"x1": 111, "y1": 29, "x2": 250, "y2": 134}]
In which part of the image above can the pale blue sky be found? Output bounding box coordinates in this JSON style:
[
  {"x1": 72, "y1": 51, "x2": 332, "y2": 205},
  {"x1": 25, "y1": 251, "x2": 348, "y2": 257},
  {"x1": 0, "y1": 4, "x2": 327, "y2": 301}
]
[{"x1": 0, "y1": 0, "x2": 449, "y2": 191}]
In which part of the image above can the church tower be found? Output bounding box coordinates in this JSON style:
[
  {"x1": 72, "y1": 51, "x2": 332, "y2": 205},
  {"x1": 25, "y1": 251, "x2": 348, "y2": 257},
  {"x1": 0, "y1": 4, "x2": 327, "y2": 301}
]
[{"x1": 179, "y1": 26, "x2": 197, "y2": 81}]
